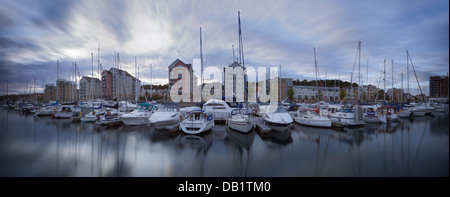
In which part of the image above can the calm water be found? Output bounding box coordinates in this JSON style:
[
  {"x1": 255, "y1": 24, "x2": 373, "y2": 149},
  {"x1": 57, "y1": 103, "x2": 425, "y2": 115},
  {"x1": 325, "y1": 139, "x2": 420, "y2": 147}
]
[{"x1": 0, "y1": 108, "x2": 448, "y2": 177}]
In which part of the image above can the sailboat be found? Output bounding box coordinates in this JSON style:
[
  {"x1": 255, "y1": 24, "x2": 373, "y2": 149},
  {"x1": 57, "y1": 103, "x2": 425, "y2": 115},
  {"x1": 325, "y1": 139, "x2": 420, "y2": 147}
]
[
  {"x1": 295, "y1": 107, "x2": 331, "y2": 128},
  {"x1": 361, "y1": 105, "x2": 382, "y2": 123},
  {"x1": 180, "y1": 27, "x2": 215, "y2": 135},
  {"x1": 180, "y1": 109, "x2": 214, "y2": 134},
  {"x1": 80, "y1": 103, "x2": 102, "y2": 122},
  {"x1": 294, "y1": 47, "x2": 332, "y2": 128},
  {"x1": 407, "y1": 51, "x2": 434, "y2": 116},
  {"x1": 53, "y1": 104, "x2": 75, "y2": 119},
  {"x1": 35, "y1": 101, "x2": 58, "y2": 116},
  {"x1": 228, "y1": 108, "x2": 254, "y2": 133},
  {"x1": 96, "y1": 102, "x2": 122, "y2": 126},
  {"x1": 226, "y1": 11, "x2": 254, "y2": 134}
]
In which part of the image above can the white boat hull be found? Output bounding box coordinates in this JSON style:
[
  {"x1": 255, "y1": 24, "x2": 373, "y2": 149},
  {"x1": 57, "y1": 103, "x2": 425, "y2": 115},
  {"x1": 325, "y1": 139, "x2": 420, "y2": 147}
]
[
  {"x1": 151, "y1": 118, "x2": 180, "y2": 130},
  {"x1": 264, "y1": 120, "x2": 291, "y2": 132},
  {"x1": 398, "y1": 110, "x2": 411, "y2": 118},
  {"x1": 294, "y1": 117, "x2": 332, "y2": 128},
  {"x1": 149, "y1": 112, "x2": 181, "y2": 130},
  {"x1": 36, "y1": 109, "x2": 53, "y2": 116},
  {"x1": 181, "y1": 120, "x2": 214, "y2": 135},
  {"x1": 364, "y1": 115, "x2": 382, "y2": 123},
  {"x1": 329, "y1": 116, "x2": 366, "y2": 126},
  {"x1": 96, "y1": 114, "x2": 122, "y2": 126},
  {"x1": 81, "y1": 115, "x2": 97, "y2": 122},
  {"x1": 228, "y1": 119, "x2": 253, "y2": 133},
  {"x1": 389, "y1": 114, "x2": 400, "y2": 122},
  {"x1": 121, "y1": 116, "x2": 150, "y2": 126}
]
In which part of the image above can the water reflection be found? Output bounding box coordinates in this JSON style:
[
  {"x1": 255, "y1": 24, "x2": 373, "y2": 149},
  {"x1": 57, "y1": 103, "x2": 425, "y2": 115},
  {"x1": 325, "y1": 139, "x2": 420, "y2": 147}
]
[
  {"x1": 0, "y1": 109, "x2": 448, "y2": 177},
  {"x1": 226, "y1": 128, "x2": 255, "y2": 177}
]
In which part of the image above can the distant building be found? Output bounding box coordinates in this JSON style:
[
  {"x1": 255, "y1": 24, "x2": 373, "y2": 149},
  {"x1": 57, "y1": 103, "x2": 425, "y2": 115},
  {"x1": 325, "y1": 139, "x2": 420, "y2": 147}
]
[
  {"x1": 224, "y1": 61, "x2": 245, "y2": 100},
  {"x1": 44, "y1": 83, "x2": 57, "y2": 102},
  {"x1": 56, "y1": 79, "x2": 77, "y2": 102},
  {"x1": 293, "y1": 86, "x2": 339, "y2": 102},
  {"x1": 429, "y1": 76, "x2": 448, "y2": 102},
  {"x1": 79, "y1": 76, "x2": 101, "y2": 101},
  {"x1": 279, "y1": 78, "x2": 293, "y2": 101},
  {"x1": 168, "y1": 59, "x2": 193, "y2": 101},
  {"x1": 101, "y1": 70, "x2": 113, "y2": 100},
  {"x1": 387, "y1": 88, "x2": 404, "y2": 103},
  {"x1": 106, "y1": 68, "x2": 141, "y2": 101}
]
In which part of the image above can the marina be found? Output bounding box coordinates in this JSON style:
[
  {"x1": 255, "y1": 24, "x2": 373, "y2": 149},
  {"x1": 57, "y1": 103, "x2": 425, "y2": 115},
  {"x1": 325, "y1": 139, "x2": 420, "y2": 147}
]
[
  {"x1": 0, "y1": 106, "x2": 447, "y2": 177},
  {"x1": 0, "y1": 0, "x2": 448, "y2": 180}
]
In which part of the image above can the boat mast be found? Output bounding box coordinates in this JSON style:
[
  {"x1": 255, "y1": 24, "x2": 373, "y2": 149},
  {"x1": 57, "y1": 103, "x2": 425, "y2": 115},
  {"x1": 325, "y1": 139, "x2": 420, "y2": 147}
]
[
  {"x1": 407, "y1": 50, "x2": 409, "y2": 102},
  {"x1": 401, "y1": 73, "x2": 403, "y2": 103},
  {"x1": 114, "y1": 52, "x2": 116, "y2": 100},
  {"x1": 135, "y1": 56, "x2": 137, "y2": 102},
  {"x1": 366, "y1": 59, "x2": 369, "y2": 102},
  {"x1": 57, "y1": 59, "x2": 59, "y2": 102},
  {"x1": 238, "y1": 11, "x2": 249, "y2": 112},
  {"x1": 383, "y1": 59, "x2": 386, "y2": 102},
  {"x1": 391, "y1": 59, "x2": 394, "y2": 102},
  {"x1": 408, "y1": 51, "x2": 426, "y2": 106},
  {"x1": 325, "y1": 70, "x2": 327, "y2": 102},
  {"x1": 232, "y1": 44, "x2": 235, "y2": 63},
  {"x1": 75, "y1": 62, "x2": 78, "y2": 102},
  {"x1": 98, "y1": 44, "x2": 102, "y2": 102},
  {"x1": 200, "y1": 27, "x2": 204, "y2": 105},
  {"x1": 91, "y1": 52, "x2": 94, "y2": 102},
  {"x1": 358, "y1": 41, "x2": 361, "y2": 102},
  {"x1": 150, "y1": 64, "x2": 153, "y2": 101},
  {"x1": 314, "y1": 47, "x2": 319, "y2": 102}
]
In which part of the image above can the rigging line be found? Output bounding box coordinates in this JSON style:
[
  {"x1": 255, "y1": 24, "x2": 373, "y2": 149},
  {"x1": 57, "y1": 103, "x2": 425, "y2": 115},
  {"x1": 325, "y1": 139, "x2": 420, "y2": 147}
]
[{"x1": 408, "y1": 51, "x2": 426, "y2": 104}]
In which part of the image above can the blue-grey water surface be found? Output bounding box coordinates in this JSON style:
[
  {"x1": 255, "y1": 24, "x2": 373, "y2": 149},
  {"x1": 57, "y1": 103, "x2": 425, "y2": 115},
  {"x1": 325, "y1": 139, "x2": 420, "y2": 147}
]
[{"x1": 0, "y1": 108, "x2": 448, "y2": 177}]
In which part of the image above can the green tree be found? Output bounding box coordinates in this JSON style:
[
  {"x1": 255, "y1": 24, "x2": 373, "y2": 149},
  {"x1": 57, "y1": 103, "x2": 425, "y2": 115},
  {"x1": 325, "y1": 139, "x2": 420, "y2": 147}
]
[
  {"x1": 339, "y1": 89, "x2": 346, "y2": 101},
  {"x1": 317, "y1": 89, "x2": 323, "y2": 101},
  {"x1": 287, "y1": 87, "x2": 294, "y2": 101}
]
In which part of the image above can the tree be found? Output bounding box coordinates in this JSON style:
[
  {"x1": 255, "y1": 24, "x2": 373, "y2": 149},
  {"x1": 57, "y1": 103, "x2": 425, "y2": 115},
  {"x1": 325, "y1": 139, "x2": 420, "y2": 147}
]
[
  {"x1": 287, "y1": 87, "x2": 294, "y2": 101},
  {"x1": 339, "y1": 89, "x2": 346, "y2": 101},
  {"x1": 317, "y1": 89, "x2": 323, "y2": 101}
]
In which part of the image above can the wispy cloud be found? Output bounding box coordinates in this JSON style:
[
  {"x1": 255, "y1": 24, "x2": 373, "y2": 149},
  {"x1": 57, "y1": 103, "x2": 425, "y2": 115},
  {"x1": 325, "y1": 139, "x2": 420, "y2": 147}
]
[{"x1": 0, "y1": 0, "x2": 448, "y2": 96}]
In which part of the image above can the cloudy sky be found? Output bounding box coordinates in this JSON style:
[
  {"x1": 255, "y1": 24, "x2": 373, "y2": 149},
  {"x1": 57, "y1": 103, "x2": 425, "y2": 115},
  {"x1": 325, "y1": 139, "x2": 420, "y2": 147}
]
[{"x1": 0, "y1": 0, "x2": 448, "y2": 96}]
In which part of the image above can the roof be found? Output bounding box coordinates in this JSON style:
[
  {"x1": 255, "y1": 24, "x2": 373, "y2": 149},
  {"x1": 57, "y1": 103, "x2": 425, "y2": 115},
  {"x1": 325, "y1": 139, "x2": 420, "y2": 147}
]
[
  {"x1": 228, "y1": 61, "x2": 242, "y2": 68},
  {"x1": 168, "y1": 59, "x2": 192, "y2": 70},
  {"x1": 81, "y1": 76, "x2": 101, "y2": 83}
]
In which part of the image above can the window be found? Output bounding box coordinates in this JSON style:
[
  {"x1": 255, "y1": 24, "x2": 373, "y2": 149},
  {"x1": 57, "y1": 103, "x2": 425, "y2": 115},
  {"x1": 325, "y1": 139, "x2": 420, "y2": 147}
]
[{"x1": 178, "y1": 74, "x2": 182, "y2": 79}]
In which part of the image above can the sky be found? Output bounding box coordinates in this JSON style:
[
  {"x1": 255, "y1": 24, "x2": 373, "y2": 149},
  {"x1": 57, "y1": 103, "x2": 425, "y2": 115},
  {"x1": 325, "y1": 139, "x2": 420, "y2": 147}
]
[{"x1": 0, "y1": 0, "x2": 448, "y2": 96}]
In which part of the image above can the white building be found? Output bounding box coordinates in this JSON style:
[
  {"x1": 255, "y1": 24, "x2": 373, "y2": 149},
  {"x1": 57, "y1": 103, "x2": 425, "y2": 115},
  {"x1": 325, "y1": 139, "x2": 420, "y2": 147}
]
[
  {"x1": 79, "y1": 76, "x2": 101, "y2": 101},
  {"x1": 293, "y1": 86, "x2": 339, "y2": 102},
  {"x1": 110, "y1": 67, "x2": 141, "y2": 101},
  {"x1": 224, "y1": 62, "x2": 245, "y2": 101}
]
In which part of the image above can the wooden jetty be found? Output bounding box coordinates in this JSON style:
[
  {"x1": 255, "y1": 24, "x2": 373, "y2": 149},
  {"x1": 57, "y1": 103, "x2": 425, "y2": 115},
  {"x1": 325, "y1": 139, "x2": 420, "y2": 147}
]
[
  {"x1": 252, "y1": 117, "x2": 271, "y2": 133},
  {"x1": 331, "y1": 121, "x2": 346, "y2": 131}
]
